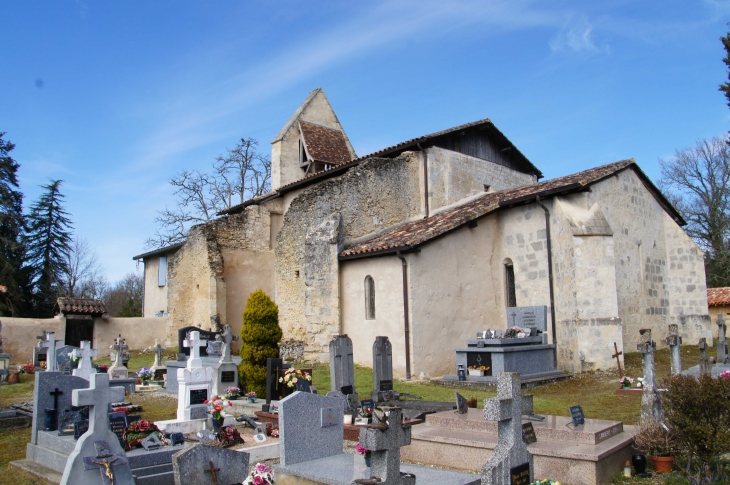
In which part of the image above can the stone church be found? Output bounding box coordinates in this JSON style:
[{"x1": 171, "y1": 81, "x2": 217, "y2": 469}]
[{"x1": 134, "y1": 88, "x2": 711, "y2": 378}]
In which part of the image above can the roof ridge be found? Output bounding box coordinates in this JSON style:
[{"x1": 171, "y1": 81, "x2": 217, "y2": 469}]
[{"x1": 271, "y1": 87, "x2": 323, "y2": 143}]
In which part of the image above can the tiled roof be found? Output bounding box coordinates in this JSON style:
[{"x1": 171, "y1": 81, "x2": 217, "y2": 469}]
[
  {"x1": 299, "y1": 121, "x2": 352, "y2": 165},
  {"x1": 55, "y1": 298, "x2": 107, "y2": 316},
  {"x1": 340, "y1": 159, "x2": 678, "y2": 258},
  {"x1": 708, "y1": 288, "x2": 730, "y2": 306},
  {"x1": 132, "y1": 242, "x2": 185, "y2": 261}
]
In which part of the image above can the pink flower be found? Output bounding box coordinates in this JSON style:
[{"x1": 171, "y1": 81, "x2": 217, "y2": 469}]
[
  {"x1": 255, "y1": 463, "x2": 270, "y2": 473},
  {"x1": 253, "y1": 476, "x2": 264, "y2": 485}
]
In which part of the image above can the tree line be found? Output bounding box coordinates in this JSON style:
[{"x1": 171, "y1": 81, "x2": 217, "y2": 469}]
[{"x1": 0, "y1": 135, "x2": 142, "y2": 318}]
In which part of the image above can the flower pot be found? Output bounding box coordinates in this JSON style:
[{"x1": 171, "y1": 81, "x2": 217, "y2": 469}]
[
  {"x1": 632, "y1": 454, "x2": 647, "y2": 476},
  {"x1": 651, "y1": 456, "x2": 674, "y2": 473},
  {"x1": 211, "y1": 417, "x2": 224, "y2": 434},
  {"x1": 468, "y1": 369, "x2": 484, "y2": 377},
  {"x1": 7, "y1": 372, "x2": 20, "y2": 384},
  {"x1": 142, "y1": 381, "x2": 149, "y2": 386},
  {"x1": 247, "y1": 397, "x2": 256, "y2": 403},
  {"x1": 364, "y1": 455, "x2": 371, "y2": 467}
]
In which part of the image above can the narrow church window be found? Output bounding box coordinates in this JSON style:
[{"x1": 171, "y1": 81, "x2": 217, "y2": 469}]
[
  {"x1": 504, "y1": 261, "x2": 516, "y2": 307},
  {"x1": 364, "y1": 275, "x2": 375, "y2": 320}
]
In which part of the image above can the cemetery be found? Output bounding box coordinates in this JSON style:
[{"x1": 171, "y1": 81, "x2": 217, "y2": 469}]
[{"x1": 0, "y1": 301, "x2": 728, "y2": 485}]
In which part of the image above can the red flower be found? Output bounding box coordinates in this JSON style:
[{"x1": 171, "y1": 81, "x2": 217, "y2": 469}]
[
  {"x1": 203, "y1": 399, "x2": 209, "y2": 404},
  {"x1": 137, "y1": 420, "x2": 151, "y2": 432}
]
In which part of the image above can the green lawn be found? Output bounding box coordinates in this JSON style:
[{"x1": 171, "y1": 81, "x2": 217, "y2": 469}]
[{"x1": 0, "y1": 342, "x2": 706, "y2": 484}]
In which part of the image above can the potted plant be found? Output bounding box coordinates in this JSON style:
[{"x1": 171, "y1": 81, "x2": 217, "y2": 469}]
[
  {"x1": 467, "y1": 365, "x2": 489, "y2": 377},
  {"x1": 355, "y1": 442, "x2": 372, "y2": 467},
  {"x1": 620, "y1": 376, "x2": 634, "y2": 389},
  {"x1": 223, "y1": 386, "x2": 241, "y2": 399},
  {"x1": 205, "y1": 396, "x2": 233, "y2": 433},
  {"x1": 137, "y1": 367, "x2": 152, "y2": 385},
  {"x1": 633, "y1": 418, "x2": 676, "y2": 473},
  {"x1": 245, "y1": 391, "x2": 257, "y2": 403}
]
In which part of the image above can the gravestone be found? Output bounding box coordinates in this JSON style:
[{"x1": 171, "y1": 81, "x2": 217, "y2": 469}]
[
  {"x1": 372, "y1": 337, "x2": 397, "y2": 403},
  {"x1": 664, "y1": 324, "x2": 683, "y2": 375},
  {"x1": 108, "y1": 336, "x2": 129, "y2": 379},
  {"x1": 637, "y1": 329, "x2": 663, "y2": 421},
  {"x1": 481, "y1": 373, "x2": 533, "y2": 485},
  {"x1": 699, "y1": 338, "x2": 711, "y2": 377},
  {"x1": 329, "y1": 334, "x2": 360, "y2": 412},
  {"x1": 59, "y1": 372, "x2": 133, "y2": 485},
  {"x1": 265, "y1": 358, "x2": 291, "y2": 403},
  {"x1": 172, "y1": 443, "x2": 250, "y2": 485},
  {"x1": 279, "y1": 391, "x2": 346, "y2": 465},
  {"x1": 56, "y1": 345, "x2": 79, "y2": 374},
  {"x1": 177, "y1": 331, "x2": 213, "y2": 421},
  {"x1": 71, "y1": 341, "x2": 97, "y2": 381},
  {"x1": 177, "y1": 326, "x2": 220, "y2": 357},
  {"x1": 38, "y1": 332, "x2": 63, "y2": 372},
  {"x1": 149, "y1": 339, "x2": 167, "y2": 379},
  {"x1": 718, "y1": 314, "x2": 728, "y2": 365},
  {"x1": 506, "y1": 306, "x2": 548, "y2": 332},
  {"x1": 358, "y1": 407, "x2": 415, "y2": 485},
  {"x1": 31, "y1": 372, "x2": 89, "y2": 443},
  {"x1": 212, "y1": 325, "x2": 239, "y2": 397},
  {"x1": 455, "y1": 393, "x2": 468, "y2": 415}
]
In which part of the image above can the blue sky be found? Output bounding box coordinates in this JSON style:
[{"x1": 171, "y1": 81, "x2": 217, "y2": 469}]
[{"x1": 2, "y1": 0, "x2": 729, "y2": 282}]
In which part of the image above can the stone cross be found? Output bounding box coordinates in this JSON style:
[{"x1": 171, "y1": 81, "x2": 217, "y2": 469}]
[
  {"x1": 329, "y1": 334, "x2": 359, "y2": 411},
  {"x1": 717, "y1": 314, "x2": 728, "y2": 365},
  {"x1": 82, "y1": 440, "x2": 129, "y2": 485},
  {"x1": 72, "y1": 341, "x2": 97, "y2": 381},
  {"x1": 74, "y1": 373, "x2": 125, "y2": 437},
  {"x1": 110, "y1": 336, "x2": 128, "y2": 368},
  {"x1": 664, "y1": 324, "x2": 683, "y2": 375},
  {"x1": 699, "y1": 338, "x2": 711, "y2": 377},
  {"x1": 204, "y1": 460, "x2": 220, "y2": 485},
  {"x1": 611, "y1": 342, "x2": 623, "y2": 379},
  {"x1": 481, "y1": 373, "x2": 533, "y2": 485},
  {"x1": 637, "y1": 329, "x2": 663, "y2": 421},
  {"x1": 151, "y1": 339, "x2": 166, "y2": 368},
  {"x1": 184, "y1": 331, "x2": 207, "y2": 369},
  {"x1": 38, "y1": 332, "x2": 61, "y2": 372},
  {"x1": 357, "y1": 408, "x2": 415, "y2": 485},
  {"x1": 217, "y1": 325, "x2": 238, "y2": 363}
]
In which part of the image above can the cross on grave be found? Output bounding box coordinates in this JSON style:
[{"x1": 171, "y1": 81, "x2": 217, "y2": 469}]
[
  {"x1": 356, "y1": 408, "x2": 415, "y2": 485},
  {"x1": 184, "y1": 331, "x2": 207, "y2": 369},
  {"x1": 637, "y1": 329, "x2": 663, "y2": 421},
  {"x1": 82, "y1": 440, "x2": 129, "y2": 485},
  {"x1": 46, "y1": 387, "x2": 64, "y2": 431},
  {"x1": 110, "y1": 336, "x2": 128, "y2": 368},
  {"x1": 38, "y1": 332, "x2": 61, "y2": 371},
  {"x1": 611, "y1": 342, "x2": 623, "y2": 379},
  {"x1": 481, "y1": 372, "x2": 533, "y2": 485},
  {"x1": 151, "y1": 339, "x2": 166, "y2": 368},
  {"x1": 665, "y1": 324, "x2": 683, "y2": 375},
  {"x1": 217, "y1": 325, "x2": 238, "y2": 363},
  {"x1": 72, "y1": 341, "x2": 97, "y2": 381},
  {"x1": 204, "y1": 460, "x2": 221, "y2": 485},
  {"x1": 717, "y1": 314, "x2": 728, "y2": 365},
  {"x1": 699, "y1": 338, "x2": 711, "y2": 377},
  {"x1": 75, "y1": 373, "x2": 126, "y2": 439}
]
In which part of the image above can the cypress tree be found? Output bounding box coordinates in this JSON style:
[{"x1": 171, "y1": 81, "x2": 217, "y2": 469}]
[
  {"x1": 0, "y1": 133, "x2": 32, "y2": 316},
  {"x1": 238, "y1": 289, "x2": 282, "y2": 396},
  {"x1": 25, "y1": 180, "x2": 73, "y2": 317}
]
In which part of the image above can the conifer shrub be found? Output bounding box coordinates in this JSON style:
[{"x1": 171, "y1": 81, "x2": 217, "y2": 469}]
[{"x1": 238, "y1": 290, "x2": 282, "y2": 396}]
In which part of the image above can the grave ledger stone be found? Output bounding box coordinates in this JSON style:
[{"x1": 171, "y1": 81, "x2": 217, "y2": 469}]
[
  {"x1": 330, "y1": 334, "x2": 360, "y2": 411},
  {"x1": 60, "y1": 372, "x2": 133, "y2": 485},
  {"x1": 172, "y1": 444, "x2": 250, "y2": 485},
  {"x1": 637, "y1": 329, "x2": 663, "y2": 422},
  {"x1": 481, "y1": 372, "x2": 534, "y2": 485}
]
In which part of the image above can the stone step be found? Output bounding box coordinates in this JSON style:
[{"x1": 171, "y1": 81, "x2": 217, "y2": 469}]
[
  {"x1": 9, "y1": 458, "x2": 63, "y2": 484},
  {"x1": 26, "y1": 443, "x2": 69, "y2": 473},
  {"x1": 37, "y1": 431, "x2": 76, "y2": 455},
  {"x1": 129, "y1": 463, "x2": 173, "y2": 478},
  {"x1": 425, "y1": 409, "x2": 623, "y2": 445},
  {"x1": 133, "y1": 469, "x2": 175, "y2": 485}
]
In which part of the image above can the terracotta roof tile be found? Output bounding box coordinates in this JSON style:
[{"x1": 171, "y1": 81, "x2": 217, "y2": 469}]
[
  {"x1": 299, "y1": 121, "x2": 351, "y2": 165},
  {"x1": 340, "y1": 160, "x2": 639, "y2": 258},
  {"x1": 708, "y1": 288, "x2": 730, "y2": 306},
  {"x1": 55, "y1": 298, "x2": 107, "y2": 316}
]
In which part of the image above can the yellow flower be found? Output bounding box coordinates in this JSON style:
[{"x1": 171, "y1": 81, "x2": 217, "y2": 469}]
[{"x1": 292, "y1": 377, "x2": 298, "y2": 383}]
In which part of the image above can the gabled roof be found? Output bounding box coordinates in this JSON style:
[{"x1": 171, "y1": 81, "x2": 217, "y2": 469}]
[
  {"x1": 708, "y1": 288, "x2": 730, "y2": 306},
  {"x1": 299, "y1": 121, "x2": 351, "y2": 165},
  {"x1": 132, "y1": 242, "x2": 184, "y2": 261},
  {"x1": 271, "y1": 87, "x2": 323, "y2": 143},
  {"x1": 340, "y1": 159, "x2": 684, "y2": 259},
  {"x1": 54, "y1": 298, "x2": 106, "y2": 316}
]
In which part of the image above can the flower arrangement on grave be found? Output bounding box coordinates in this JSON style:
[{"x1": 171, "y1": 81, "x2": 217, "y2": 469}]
[
  {"x1": 96, "y1": 364, "x2": 108, "y2": 372},
  {"x1": 205, "y1": 396, "x2": 233, "y2": 419},
  {"x1": 137, "y1": 367, "x2": 152, "y2": 382},
  {"x1": 19, "y1": 363, "x2": 34, "y2": 374},
  {"x1": 720, "y1": 370, "x2": 730, "y2": 380},
  {"x1": 122, "y1": 420, "x2": 167, "y2": 451},
  {"x1": 224, "y1": 386, "x2": 242, "y2": 399},
  {"x1": 279, "y1": 368, "x2": 312, "y2": 389},
  {"x1": 355, "y1": 442, "x2": 371, "y2": 459},
  {"x1": 265, "y1": 422, "x2": 279, "y2": 436},
  {"x1": 242, "y1": 463, "x2": 275, "y2": 485},
  {"x1": 530, "y1": 480, "x2": 561, "y2": 485},
  {"x1": 113, "y1": 407, "x2": 131, "y2": 416},
  {"x1": 39, "y1": 361, "x2": 47, "y2": 369},
  {"x1": 620, "y1": 376, "x2": 634, "y2": 388},
  {"x1": 245, "y1": 391, "x2": 256, "y2": 398},
  {"x1": 504, "y1": 326, "x2": 526, "y2": 338},
  {"x1": 467, "y1": 365, "x2": 489, "y2": 371},
  {"x1": 215, "y1": 425, "x2": 244, "y2": 447}
]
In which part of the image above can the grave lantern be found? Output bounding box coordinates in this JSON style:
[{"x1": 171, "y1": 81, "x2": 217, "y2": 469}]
[{"x1": 457, "y1": 364, "x2": 466, "y2": 381}]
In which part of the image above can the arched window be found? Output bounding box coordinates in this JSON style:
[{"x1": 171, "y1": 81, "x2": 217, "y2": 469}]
[
  {"x1": 504, "y1": 259, "x2": 516, "y2": 308},
  {"x1": 364, "y1": 275, "x2": 375, "y2": 320}
]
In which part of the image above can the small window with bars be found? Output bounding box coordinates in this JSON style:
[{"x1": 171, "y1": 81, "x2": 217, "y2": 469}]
[{"x1": 364, "y1": 275, "x2": 375, "y2": 320}]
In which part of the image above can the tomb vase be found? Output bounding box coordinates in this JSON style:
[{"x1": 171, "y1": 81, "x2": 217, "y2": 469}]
[
  {"x1": 650, "y1": 456, "x2": 674, "y2": 473},
  {"x1": 212, "y1": 416, "x2": 224, "y2": 434},
  {"x1": 632, "y1": 454, "x2": 647, "y2": 475},
  {"x1": 43, "y1": 409, "x2": 57, "y2": 431},
  {"x1": 364, "y1": 454, "x2": 371, "y2": 468},
  {"x1": 6, "y1": 372, "x2": 19, "y2": 384}
]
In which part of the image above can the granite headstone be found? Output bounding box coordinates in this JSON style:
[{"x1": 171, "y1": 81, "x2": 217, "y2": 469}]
[
  {"x1": 172, "y1": 443, "x2": 250, "y2": 485},
  {"x1": 280, "y1": 391, "x2": 345, "y2": 466}
]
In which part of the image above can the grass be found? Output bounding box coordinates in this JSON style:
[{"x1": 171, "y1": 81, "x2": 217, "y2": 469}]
[{"x1": 0, "y1": 342, "x2": 708, "y2": 484}]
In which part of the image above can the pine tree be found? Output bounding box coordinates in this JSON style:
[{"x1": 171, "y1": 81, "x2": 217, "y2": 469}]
[
  {"x1": 238, "y1": 289, "x2": 282, "y2": 396},
  {"x1": 0, "y1": 133, "x2": 31, "y2": 316},
  {"x1": 25, "y1": 180, "x2": 73, "y2": 317}
]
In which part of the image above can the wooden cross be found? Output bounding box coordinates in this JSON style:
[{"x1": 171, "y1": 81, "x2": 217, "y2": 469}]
[
  {"x1": 204, "y1": 460, "x2": 220, "y2": 485},
  {"x1": 612, "y1": 342, "x2": 623, "y2": 379}
]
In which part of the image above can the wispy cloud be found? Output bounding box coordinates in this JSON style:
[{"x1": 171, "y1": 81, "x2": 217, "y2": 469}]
[{"x1": 550, "y1": 15, "x2": 603, "y2": 54}]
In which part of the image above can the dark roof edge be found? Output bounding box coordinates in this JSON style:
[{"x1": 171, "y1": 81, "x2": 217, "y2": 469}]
[
  {"x1": 338, "y1": 246, "x2": 420, "y2": 261},
  {"x1": 132, "y1": 242, "x2": 185, "y2": 261}
]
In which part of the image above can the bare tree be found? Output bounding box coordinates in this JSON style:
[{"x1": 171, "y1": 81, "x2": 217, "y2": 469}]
[
  {"x1": 59, "y1": 237, "x2": 107, "y2": 299},
  {"x1": 146, "y1": 137, "x2": 271, "y2": 249},
  {"x1": 659, "y1": 136, "x2": 730, "y2": 287},
  {"x1": 100, "y1": 272, "x2": 143, "y2": 317}
]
